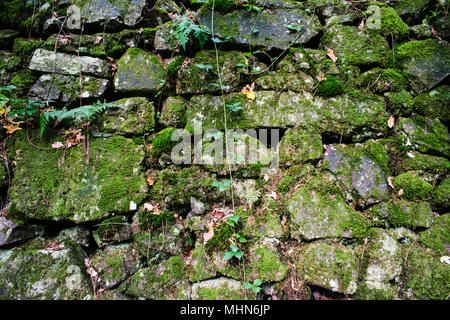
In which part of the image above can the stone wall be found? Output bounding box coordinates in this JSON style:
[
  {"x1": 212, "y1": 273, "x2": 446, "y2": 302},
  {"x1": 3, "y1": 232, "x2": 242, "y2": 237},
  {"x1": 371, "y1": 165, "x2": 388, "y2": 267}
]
[{"x1": 0, "y1": 0, "x2": 449, "y2": 300}]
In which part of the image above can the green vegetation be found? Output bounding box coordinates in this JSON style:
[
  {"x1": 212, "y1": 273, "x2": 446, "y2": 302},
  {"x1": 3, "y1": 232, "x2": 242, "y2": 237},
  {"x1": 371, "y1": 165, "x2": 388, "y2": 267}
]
[
  {"x1": 393, "y1": 173, "x2": 433, "y2": 200},
  {"x1": 317, "y1": 76, "x2": 344, "y2": 97}
]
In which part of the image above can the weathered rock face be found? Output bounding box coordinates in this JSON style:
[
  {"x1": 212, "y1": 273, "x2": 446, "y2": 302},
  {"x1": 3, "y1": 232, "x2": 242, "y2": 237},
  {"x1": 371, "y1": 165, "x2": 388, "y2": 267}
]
[
  {"x1": 7, "y1": 131, "x2": 148, "y2": 223},
  {"x1": 122, "y1": 256, "x2": 190, "y2": 299},
  {"x1": 191, "y1": 277, "x2": 254, "y2": 300},
  {"x1": 177, "y1": 50, "x2": 258, "y2": 94},
  {"x1": 320, "y1": 25, "x2": 390, "y2": 67},
  {"x1": 293, "y1": 242, "x2": 358, "y2": 294},
  {"x1": 0, "y1": 217, "x2": 45, "y2": 247},
  {"x1": 397, "y1": 116, "x2": 449, "y2": 157},
  {"x1": 397, "y1": 39, "x2": 450, "y2": 94},
  {"x1": 29, "y1": 49, "x2": 111, "y2": 78},
  {"x1": 187, "y1": 91, "x2": 388, "y2": 140},
  {"x1": 197, "y1": 8, "x2": 323, "y2": 50},
  {"x1": 29, "y1": 74, "x2": 110, "y2": 103},
  {"x1": 89, "y1": 244, "x2": 141, "y2": 289},
  {"x1": 287, "y1": 184, "x2": 369, "y2": 240},
  {"x1": 95, "y1": 97, "x2": 155, "y2": 135},
  {"x1": 359, "y1": 229, "x2": 402, "y2": 298},
  {"x1": 113, "y1": 48, "x2": 166, "y2": 94},
  {"x1": 0, "y1": 237, "x2": 92, "y2": 299},
  {"x1": 71, "y1": 0, "x2": 147, "y2": 30},
  {"x1": 323, "y1": 144, "x2": 388, "y2": 206},
  {"x1": 1, "y1": 0, "x2": 449, "y2": 302}
]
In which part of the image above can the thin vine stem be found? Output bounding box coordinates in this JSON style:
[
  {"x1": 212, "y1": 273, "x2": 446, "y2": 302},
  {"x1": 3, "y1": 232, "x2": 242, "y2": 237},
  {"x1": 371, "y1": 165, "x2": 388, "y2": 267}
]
[{"x1": 211, "y1": 0, "x2": 235, "y2": 211}]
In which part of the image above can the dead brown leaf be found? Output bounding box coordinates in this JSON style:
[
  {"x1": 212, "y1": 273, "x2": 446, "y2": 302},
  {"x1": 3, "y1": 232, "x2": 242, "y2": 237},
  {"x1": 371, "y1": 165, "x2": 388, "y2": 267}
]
[
  {"x1": 203, "y1": 221, "x2": 215, "y2": 244},
  {"x1": 327, "y1": 48, "x2": 338, "y2": 62}
]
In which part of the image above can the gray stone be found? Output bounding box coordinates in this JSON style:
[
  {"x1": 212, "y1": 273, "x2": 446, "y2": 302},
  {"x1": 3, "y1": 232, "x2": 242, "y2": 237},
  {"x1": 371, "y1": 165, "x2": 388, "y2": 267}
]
[
  {"x1": 0, "y1": 30, "x2": 20, "y2": 49},
  {"x1": 29, "y1": 49, "x2": 111, "y2": 78},
  {"x1": 287, "y1": 184, "x2": 368, "y2": 240},
  {"x1": 324, "y1": 145, "x2": 388, "y2": 206},
  {"x1": 191, "y1": 277, "x2": 253, "y2": 300},
  {"x1": 29, "y1": 74, "x2": 110, "y2": 103},
  {"x1": 197, "y1": 8, "x2": 322, "y2": 50},
  {"x1": 72, "y1": 0, "x2": 147, "y2": 30},
  {"x1": 0, "y1": 237, "x2": 92, "y2": 299},
  {"x1": 159, "y1": 96, "x2": 187, "y2": 128},
  {"x1": 294, "y1": 242, "x2": 358, "y2": 294},
  {"x1": 113, "y1": 48, "x2": 166, "y2": 94},
  {"x1": 95, "y1": 97, "x2": 155, "y2": 135},
  {"x1": 399, "y1": 39, "x2": 450, "y2": 94},
  {"x1": 190, "y1": 197, "x2": 207, "y2": 216},
  {"x1": 57, "y1": 227, "x2": 90, "y2": 247},
  {"x1": 0, "y1": 217, "x2": 45, "y2": 247},
  {"x1": 90, "y1": 244, "x2": 141, "y2": 289}
]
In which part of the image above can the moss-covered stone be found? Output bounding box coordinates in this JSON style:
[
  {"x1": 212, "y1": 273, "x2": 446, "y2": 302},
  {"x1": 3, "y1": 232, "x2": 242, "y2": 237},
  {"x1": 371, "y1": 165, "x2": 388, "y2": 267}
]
[
  {"x1": 359, "y1": 228, "x2": 402, "y2": 298},
  {"x1": 122, "y1": 256, "x2": 190, "y2": 299},
  {"x1": 413, "y1": 85, "x2": 450, "y2": 122},
  {"x1": 159, "y1": 96, "x2": 187, "y2": 128},
  {"x1": 10, "y1": 70, "x2": 37, "y2": 95},
  {"x1": 191, "y1": 277, "x2": 254, "y2": 300},
  {"x1": 398, "y1": 151, "x2": 450, "y2": 185},
  {"x1": 187, "y1": 90, "x2": 388, "y2": 141},
  {"x1": 433, "y1": 178, "x2": 450, "y2": 210},
  {"x1": 394, "y1": 39, "x2": 450, "y2": 94},
  {"x1": 357, "y1": 68, "x2": 409, "y2": 93},
  {"x1": 401, "y1": 245, "x2": 449, "y2": 300},
  {"x1": 246, "y1": 238, "x2": 289, "y2": 282},
  {"x1": 93, "y1": 215, "x2": 132, "y2": 247},
  {"x1": 7, "y1": 130, "x2": 148, "y2": 223},
  {"x1": 372, "y1": 5, "x2": 409, "y2": 40},
  {"x1": 90, "y1": 243, "x2": 141, "y2": 289},
  {"x1": 386, "y1": 200, "x2": 434, "y2": 229},
  {"x1": 0, "y1": 236, "x2": 92, "y2": 299},
  {"x1": 113, "y1": 48, "x2": 166, "y2": 94},
  {"x1": 397, "y1": 116, "x2": 449, "y2": 157},
  {"x1": 418, "y1": 214, "x2": 450, "y2": 255},
  {"x1": 95, "y1": 97, "x2": 155, "y2": 135},
  {"x1": 293, "y1": 242, "x2": 358, "y2": 294},
  {"x1": 323, "y1": 142, "x2": 389, "y2": 206},
  {"x1": 317, "y1": 75, "x2": 344, "y2": 97},
  {"x1": 320, "y1": 24, "x2": 390, "y2": 67},
  {"x1": 12, "y1": 37, "x2": 43, "y2": 64},
  {"x1": 385, "y1": 90, "x2": 414, "y2": 117},
  {"x1": 287, "y1": 179, "x2": 371, "y2": 240},
  {"x1": 185, "y1": 241, "x2": 217, "y2": 282},
  {"x1": 393, "y1": 173, "x2": 433, "y2": 201}
]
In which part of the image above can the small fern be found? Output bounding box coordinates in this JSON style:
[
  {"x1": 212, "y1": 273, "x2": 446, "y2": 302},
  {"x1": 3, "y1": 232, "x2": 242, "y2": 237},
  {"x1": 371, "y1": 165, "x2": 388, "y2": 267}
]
[
  {"x1": 40, "y1": 100, "x2": 118, "y2": 138},
  {"x1": 244, "y1": 188, "x2": 261, "y2": 211},
  {"x1": 173, "y1": 12, "x2": 210, "y2": 50}
]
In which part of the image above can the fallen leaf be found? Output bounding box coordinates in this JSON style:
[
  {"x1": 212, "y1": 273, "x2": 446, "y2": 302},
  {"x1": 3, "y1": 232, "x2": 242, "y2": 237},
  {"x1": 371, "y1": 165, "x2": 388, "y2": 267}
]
[
  {"x1": 327, "y1": 48, "x2": 338, "y2": 62},
  {"x1": 146, "y1": 176, "x2": 154, "y2": 186},
  {"x1": 263, "y1": 174, "x2": 270, "y2": 182},
  {"x1": 241, "y1": 83, "x2": 256, "y2": 100},
  {"x1": 52, "y1": 141, "x2": 65, "y2": 149},
  {"x1": 203, "y1": 221, "x2": 215, "y2": 244},
  {"x1": 398, "y1": 189, "x2": 404, "y2": 196},
  {"x1": 3, "y1": 122, "x2": 22, "y2": 134},
  {"x1": 388, "y1": 115, "x2": 395, "y2": 128},
  {"x1": 143, "y1": 203, "x2": 154, "y2": 212},
  {"x1": 94, "y1": 36, "x2": 103, "y2": 44},
  {"x1": 387, "y1": 176, "x2": 395, "y2": 189},
  {"x1": 266, "y1": 191, "x2": 278, "y2": 200},
  {"x1": 358, "y1": 20, "x2": 365, "y2": 31},
  {"x1": 316, "y1": 71, "x2": 326, "y2": 82}
]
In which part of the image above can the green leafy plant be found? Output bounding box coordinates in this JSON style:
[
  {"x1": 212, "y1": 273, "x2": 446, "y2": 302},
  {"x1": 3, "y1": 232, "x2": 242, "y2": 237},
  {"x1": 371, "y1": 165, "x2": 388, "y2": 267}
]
[
  {"x1": 224, "y1": 244, "x2": 244, "y2": 260},
  {"x1": 241, "y1": 4, "x2": 263, "y2": 12},
  {"x1": 39, "y1": 100, "x2": 118, "y2": 138},
  {"x1": 225, "y1": 102, "x2": 242, "y2": 112},
  {"x1": 244, "y1": 279, "x2": 263, "y2": 293},
  {"x1": 212, "y1": 179, "x2": 232, "y2": 192},
  {"x1": 224, "y1": 214, "x2": 239, "y2": 226},
  {"x1": 173, "y1": 12, "x2": 210, "y2": 50},
  {"x1": 195, "y1": 64, "x2": 214, "y2": 71},
  {"x1": 243, "y1": 188, "x2": 261, "y2": 211}
]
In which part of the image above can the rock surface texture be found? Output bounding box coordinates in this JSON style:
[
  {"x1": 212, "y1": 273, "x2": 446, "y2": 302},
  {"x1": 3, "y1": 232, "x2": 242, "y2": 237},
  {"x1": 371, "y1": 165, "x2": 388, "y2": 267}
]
[{"x1": 0, "y1": 0, "x2": 448, "y2": 301}]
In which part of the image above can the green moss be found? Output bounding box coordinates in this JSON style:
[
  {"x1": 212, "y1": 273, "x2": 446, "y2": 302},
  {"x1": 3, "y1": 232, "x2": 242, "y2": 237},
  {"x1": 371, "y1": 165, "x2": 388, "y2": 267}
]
[
  {"x1": 358, "y1": 68, "x2": 409, "y2": 93},
  {"x1": 377, "y1": 6, "x2": 410, "y2": 39},
  {"x1": 433, "y1": 178, "x2": 450, "y2": 208},
  {"x1": 395, "y1": 39, "x2": 436, "y2": 62},
  {"x1": 205, "y1": 223, "x2": 233, "y2": 252},
  {"x1": 413, "y1": 85, "x2": 450, "y2": 122},
  {"x1": 6, "y1": 130, "x2": 147, "y2": 223},
  {"x1": 138, "y1": 209, "x2": 174, "y2": 231},
  {"x1": 401, "y1": 245, "x2": 449, "y2": 300},
  {"x1": 13, "y1": 38, "x2": 43, "y2": 63},
  {"x1": 151, "y1": 127, "x2": 177, "y2": 157},
  {"x1": 419, "y1": 214, "x2": 450, "y2": 254},
  {"x1": 0, "y1": 0, "x2": 30, "y2": 29},
  {"x1": 10, "y1": 70, "x2": 37, "y2": 94},
  {"x1": 317, "y1": 76, "x2": 344, "y2": 97},
  {"x1": 387, "y1": 200, "x2": 433, "y2": 229},
  {"x1": 394, "y1": 173, "x2": 433, "y2": 200},
  {"x1": 386, "y1": 90, "x2": 414, "y2": 116}
]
